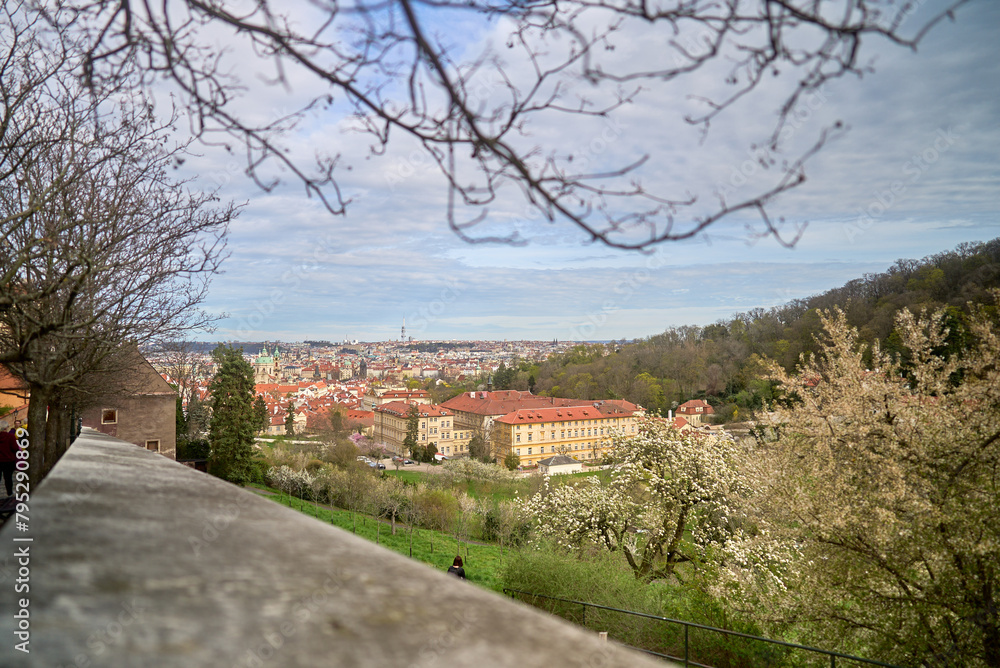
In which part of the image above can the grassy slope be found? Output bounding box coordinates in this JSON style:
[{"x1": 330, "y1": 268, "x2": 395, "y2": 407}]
[{"x1": 256, "y1": 488, "x2": 508, "y2": 592}]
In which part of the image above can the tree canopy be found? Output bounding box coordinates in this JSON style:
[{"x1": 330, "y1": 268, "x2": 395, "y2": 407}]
[
  {"x1": 208, "y1": 345, "x2": 259, "y2": 485},
  {"x1": 0, "y1": 4, "x2": 234, "y2": 481},
  {"x1": 35, "y1": 0, "x2": 970, "y2": 250},
  {"x1": 526, "y1": 417, "x2": 747, "y2": 582},
  {"x1": 744, "y1": 304, "x2": 1000, "y2": 666}
]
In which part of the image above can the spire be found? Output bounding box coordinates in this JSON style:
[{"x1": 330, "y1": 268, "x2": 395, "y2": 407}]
[{"x1": 401, "y1": 318, "x2": 406, "y2": 342}]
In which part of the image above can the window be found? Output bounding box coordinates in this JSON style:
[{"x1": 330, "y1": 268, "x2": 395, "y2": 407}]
[
  {"x1": 516, "y1": 449, "x2": 521, "y2": 455},
  {"x1": 527, "y1": 447, "x2": 532, "y2": 455},
  {"x1": 102, "y1": 409, "x2": 118, "y2": 424},
  {"x1": 145, "y1": 440, "x2": 159, "y2": 452},
  {"x1": 527, "y1": 433, "x2": 532, "y2": 441},
  {"x1": 551, "y1": 431, "x2": 555, "y2": 439},
  {"x1": 516, "y1": 434, "x2": 521, "y2": 442}
]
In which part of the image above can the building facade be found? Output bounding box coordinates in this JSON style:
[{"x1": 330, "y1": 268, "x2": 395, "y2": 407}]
[
  {"x1": 491, "y1": 401, "x2": 642, "y2": 467},
  {"x1": 373, "y1": 401, "x2": 472, "y2": 457},
  {"x1": 80, "y1": 354, "x2": 177, "y2": 458}
]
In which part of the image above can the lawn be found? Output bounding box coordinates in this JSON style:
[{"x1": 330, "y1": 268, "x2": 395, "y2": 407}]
[
  {"x1": 384, "y1": 469, "x2": 426, "y2": 485},
  {"x1": 256, "y1": 487, "x2": 508, "y2": 592}
]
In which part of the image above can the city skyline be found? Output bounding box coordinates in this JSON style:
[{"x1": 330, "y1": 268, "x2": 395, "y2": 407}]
[{"x1": 183, "y1": 0, "x2": 999, "y2": 344}]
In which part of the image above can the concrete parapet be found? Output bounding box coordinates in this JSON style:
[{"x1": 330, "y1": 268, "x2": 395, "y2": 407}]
[{"x1": 0, "y1": 429, "x2": 661, "y2": 667}]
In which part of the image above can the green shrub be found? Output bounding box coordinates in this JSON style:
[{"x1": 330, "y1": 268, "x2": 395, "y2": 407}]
[{"x1": 500, "y1": 543, "x2": 794, "y2": 667}]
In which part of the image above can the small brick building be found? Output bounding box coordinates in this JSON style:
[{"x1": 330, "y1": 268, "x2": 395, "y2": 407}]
[{"x1": 81, "y1": 352, "x2": 176, "y2": 459}]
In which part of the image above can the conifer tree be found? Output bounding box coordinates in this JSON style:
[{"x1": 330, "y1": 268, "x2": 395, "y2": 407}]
[
  {"x1": 284, "y1": 403, "x2": 295, "y2": 436},
  {"x1": 252, "y1": 396, "x2": 269, "y2": 435},
  {"x1": 208, "y1": 345, "x2": 257, "y2": 485},
  {"x1": 403, "y1": 404, "x2": 420, "y2": 460}
]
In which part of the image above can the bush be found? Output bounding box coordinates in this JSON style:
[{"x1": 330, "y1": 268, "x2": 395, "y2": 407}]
[
  {"x1": 413, "y1": 488, "x2": 459, "y2": 532},
  {"x1": 177, "y1": 438, "x2": 210, "y2": 459},
  {"x1": 500, "y1": 543, "x2": 794, "y2": 668}
]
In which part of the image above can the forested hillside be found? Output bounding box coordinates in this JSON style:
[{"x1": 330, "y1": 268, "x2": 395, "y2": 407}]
[{"x1": 495, "y1": 238, "x2": 1000, "y2": 420}]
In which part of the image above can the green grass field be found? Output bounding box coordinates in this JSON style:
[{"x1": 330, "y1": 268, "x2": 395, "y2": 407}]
[
  {"x1": 256, "y1": 488, "x2": 508, "y2": 592},
  {"x1": 384, "y1": 469, "x2": 425, "y2": 484}
]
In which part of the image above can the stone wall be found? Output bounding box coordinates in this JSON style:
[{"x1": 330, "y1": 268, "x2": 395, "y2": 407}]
[
  {"x1": 0, "y1": 429, "x2": 664, "y2": 668},
  {"x1": 81, "y1": 394, "x2": 176, "y2": 459}
]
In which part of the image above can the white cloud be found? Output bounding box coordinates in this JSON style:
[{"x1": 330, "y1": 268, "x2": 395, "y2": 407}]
[{"x1": 171, "y1": 0, "x2": 1000, "y2": 341}]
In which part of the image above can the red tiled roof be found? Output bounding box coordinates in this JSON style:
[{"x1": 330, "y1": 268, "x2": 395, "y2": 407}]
[
  {"x1": 375, "y1": 401, "x2": 451, "y2": 418},
  {"x1": 495, "y1": 403, "x2": 637, "y2": 425},
  {"x1": 677, "y1": 399, "x2": 714, "y2": 414},
  {"x1": 441, "y1": 391, "x2": 586, "y2": 416}
]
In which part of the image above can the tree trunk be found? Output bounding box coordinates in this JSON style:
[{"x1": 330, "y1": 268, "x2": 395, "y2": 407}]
[
  {"x1": 26, "y1": 385, "x2": 50, "y2": 488},
  {"x1": 43, "y1": 399, "x2": 69, "y2": 479}
]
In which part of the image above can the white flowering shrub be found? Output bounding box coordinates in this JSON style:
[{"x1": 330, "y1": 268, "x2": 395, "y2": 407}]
[
  {"x1": 524, "y1": 417, "x2": 748, "y2": 581},
  {"x1": 438, "y1": 458, "x2": 517, "y2": 486},
  {"x1": 267, "y1": 465, "x2": 315, "y2": 499},
  {"x1": 749, "y1": 305, "x2": 1000, "y2": 665}
]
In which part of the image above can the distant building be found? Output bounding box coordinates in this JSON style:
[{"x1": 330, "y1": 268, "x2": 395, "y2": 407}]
[
  {"x1": 361, "y1": 388, "x2": 430, "y2": 411},
  {"x1": 252, "y1": 345, "x2": 281, "y2": 383},
  {"x1": 373, "y1": 401, "x2": 470, "y2": 457},
  {"x1": 0, "y1": 365, "x2": 30, "y2": 430},
  {"x1": 491, "y1": 400, "x2": 643, "y2": 468},
  {"x1": 81, "y1": 352, "x2": 177, "y2": 458},
  {"x1": 537, "y1": 455, "x2": 584, "y2": 475},
  {"x1": 676, "y1": 399, "x2": 714, "y2": 426}
]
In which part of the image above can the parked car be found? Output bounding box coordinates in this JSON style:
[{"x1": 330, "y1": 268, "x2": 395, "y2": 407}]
[{"x1": 403, "y1": 459, "x2": 414, "y2": 465}]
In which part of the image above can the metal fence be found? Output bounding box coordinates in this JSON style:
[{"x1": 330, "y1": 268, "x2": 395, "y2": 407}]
[{"x1": 503, "y1": 588, "x2": 903, "y2": 668}]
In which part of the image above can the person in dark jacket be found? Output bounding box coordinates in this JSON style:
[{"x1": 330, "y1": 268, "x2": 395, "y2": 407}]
[
  {"x1": 447, "y1": 555, "x2": 466, "y2": 579},
  {"x1": 0, "y1": 428, "x2": 19, "y2": 497}
]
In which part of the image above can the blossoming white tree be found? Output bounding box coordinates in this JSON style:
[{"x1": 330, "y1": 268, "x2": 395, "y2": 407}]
[
  {"x1": 525, "y1": 418, "x2": 747, "y2": 581},
  {"x1": 750, "y1": 305, "x2": 1000, "y2": 666}
]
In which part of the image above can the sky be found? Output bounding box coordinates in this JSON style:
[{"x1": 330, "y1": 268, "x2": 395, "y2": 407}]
[{"x1": 177, "y1": 0, "x2": 1000, "y2": 344}]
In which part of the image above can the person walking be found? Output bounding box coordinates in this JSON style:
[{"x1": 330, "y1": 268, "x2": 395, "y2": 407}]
[{"x1": 0, "y1": 428, "x2": 19, "y2": 497}]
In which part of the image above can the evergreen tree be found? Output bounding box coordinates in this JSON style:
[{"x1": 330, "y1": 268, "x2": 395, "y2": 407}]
[
  {"x1": 403, "y1": 404, "x2": 420, "y2": 459},
  {"x1": 185, "y1": 397, "x2": 211, "y2": 438},
  {"x1": 208, "y1": 345, "x2": 257, "y2": 485},
  {"x1": 424, "y1": 442, "x2": 438, "y2": 463},
  {"x1": 252, "y1": 396, "x2": 269, "y2": 435},
  {"x1": 175, "y1": 393, "x2": 187, "y2": 444},
  {"x1": 468, "y1": 434, "x2": 492, "y2": 463},
  {"x1": 284, "y1": 403, "x2": 295, "y2": 436},
  {"x1": 503, "y1": 449, "x2": 520, "y2": 471}
]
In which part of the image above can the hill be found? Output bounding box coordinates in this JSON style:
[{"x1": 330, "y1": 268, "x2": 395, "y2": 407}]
[{"x1": 502, "y1": 238, "x2": 1000, "y2": 420}]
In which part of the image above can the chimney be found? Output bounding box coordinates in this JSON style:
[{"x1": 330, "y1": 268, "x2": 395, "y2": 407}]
[{"x1": 668, "y1": 409, "x2": 673, "y2": 420}]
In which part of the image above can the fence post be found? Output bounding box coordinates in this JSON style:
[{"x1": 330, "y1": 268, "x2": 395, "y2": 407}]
[
  {"x1": 831, "y1": 656, "x2": 835, "y2": 668},
  {"x1": 684, "y1": 625, "x2": 689, "y2": 668},
  {"x1": 582, "y1": 602, "x2": 586, "y2": 628}
]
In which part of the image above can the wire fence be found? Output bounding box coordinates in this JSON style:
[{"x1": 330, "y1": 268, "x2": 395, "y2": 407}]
[{"x1": 503, "y1": 588, "x2": 904, "y2": 668}]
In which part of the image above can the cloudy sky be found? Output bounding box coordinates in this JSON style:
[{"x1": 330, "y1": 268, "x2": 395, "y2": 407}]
[{"x1": 181, "y1": 0, "x2": 999, "y2": 344}]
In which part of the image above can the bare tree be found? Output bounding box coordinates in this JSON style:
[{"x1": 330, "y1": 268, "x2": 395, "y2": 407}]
[
  {"x1": 0, "y1": 6, "x2": 236, "y2": 482},
  {"x1": 40, "y1": 0, "x2": 970, "y2": 250}
]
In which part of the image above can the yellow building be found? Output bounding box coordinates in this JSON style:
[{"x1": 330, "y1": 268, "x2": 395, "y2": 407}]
[
  {"x1": 491, "y1": 401, "x2": 642, "y2": 467},
  {"x1": 373, "y1": 401, "x2": 472, "y2": 458}
]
